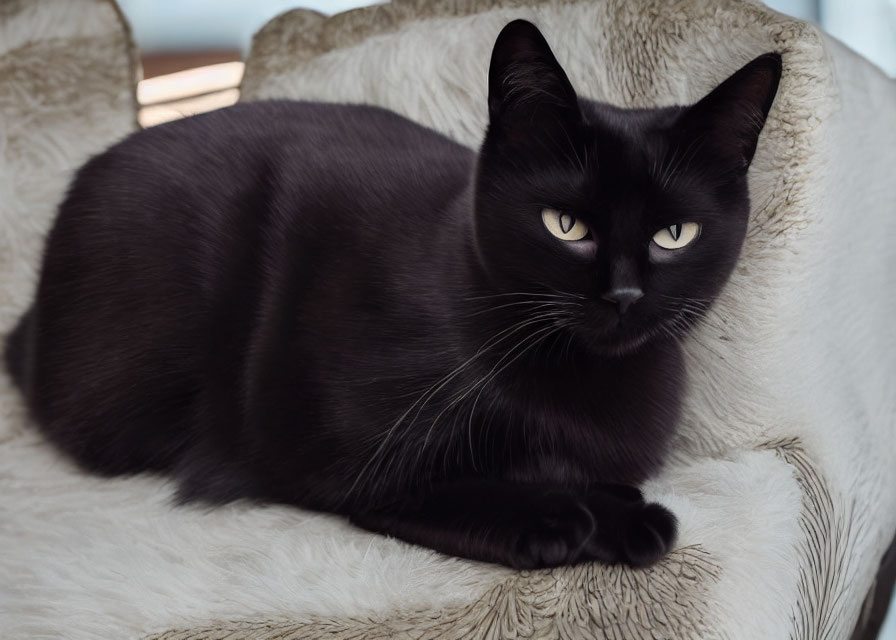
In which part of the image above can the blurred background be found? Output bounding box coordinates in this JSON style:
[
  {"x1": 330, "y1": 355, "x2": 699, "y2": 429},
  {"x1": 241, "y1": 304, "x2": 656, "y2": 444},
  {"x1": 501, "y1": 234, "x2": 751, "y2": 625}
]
[
  {"x1": 115, "y1": 1, "x2": 896, "y2": 636},
  {"x1": 119, "y1": 0, "x2": 896, "y2": 126}
]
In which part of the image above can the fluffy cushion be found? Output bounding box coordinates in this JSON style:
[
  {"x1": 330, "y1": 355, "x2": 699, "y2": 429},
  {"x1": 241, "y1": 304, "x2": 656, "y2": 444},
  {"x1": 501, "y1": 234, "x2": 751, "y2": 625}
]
[
  {"x1": 0, "y1": 0, "x2": 137, "y2": 443},
  {"x1": 2, "y1": 0, "x2": 894, "y2": 638}
]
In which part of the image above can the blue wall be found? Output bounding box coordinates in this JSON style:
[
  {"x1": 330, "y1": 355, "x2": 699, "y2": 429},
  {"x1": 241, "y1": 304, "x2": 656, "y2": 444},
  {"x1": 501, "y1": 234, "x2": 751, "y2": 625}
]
[{"x1": 117, "y1": 0, "x2": 382, "y2": 53}]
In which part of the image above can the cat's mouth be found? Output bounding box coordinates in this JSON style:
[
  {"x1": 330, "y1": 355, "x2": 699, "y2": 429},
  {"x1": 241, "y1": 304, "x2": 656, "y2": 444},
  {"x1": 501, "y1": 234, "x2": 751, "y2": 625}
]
[
  {"x1": 582, "y1": 330, "x2": 654, "y2": 357},
  {"x1": 571, "y1": 308, "x2": 657, "y2": 357}
]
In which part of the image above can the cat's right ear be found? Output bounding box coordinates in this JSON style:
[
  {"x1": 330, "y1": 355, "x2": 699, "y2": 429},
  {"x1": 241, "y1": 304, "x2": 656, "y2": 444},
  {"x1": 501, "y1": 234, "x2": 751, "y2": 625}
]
[{"x1": 487, "y1": 20, "x2": 580, "y2": 136}]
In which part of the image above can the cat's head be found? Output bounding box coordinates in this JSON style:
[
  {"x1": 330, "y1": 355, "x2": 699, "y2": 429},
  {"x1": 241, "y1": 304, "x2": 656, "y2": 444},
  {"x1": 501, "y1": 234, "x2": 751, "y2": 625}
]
[{"x1": 473, "y1": 20, "x2": 781, "y2": 356}]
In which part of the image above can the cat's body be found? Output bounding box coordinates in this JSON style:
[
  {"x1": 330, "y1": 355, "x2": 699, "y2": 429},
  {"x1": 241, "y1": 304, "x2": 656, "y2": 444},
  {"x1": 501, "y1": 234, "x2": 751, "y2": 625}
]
[
  {"x1": 5, "y1": 21, "x2": 781, "y2": 569},
  {"x1": 9, "y1": 101, "x2": 483, "y2": 504}
]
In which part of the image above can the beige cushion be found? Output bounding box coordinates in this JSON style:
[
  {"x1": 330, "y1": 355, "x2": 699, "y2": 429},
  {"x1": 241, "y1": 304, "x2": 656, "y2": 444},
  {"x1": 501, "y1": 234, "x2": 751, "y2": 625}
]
[{"x1": 0, "y1": 0, "x2": 137, "y2": 438}]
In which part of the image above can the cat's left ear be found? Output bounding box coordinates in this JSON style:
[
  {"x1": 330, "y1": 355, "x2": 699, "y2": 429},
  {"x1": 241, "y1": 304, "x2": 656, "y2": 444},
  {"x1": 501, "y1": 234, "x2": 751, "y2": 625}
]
[
  {"x1": 487, "y1": 20, "x2": 580, "y2": 135},
  {"x1": 679, "y1": 53, "x2": 783, "y2": 173}
]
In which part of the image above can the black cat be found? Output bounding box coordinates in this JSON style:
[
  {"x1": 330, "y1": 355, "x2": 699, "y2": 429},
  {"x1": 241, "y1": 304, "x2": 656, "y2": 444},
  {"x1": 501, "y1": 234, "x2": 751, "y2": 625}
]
[{"x1": 4, "y1": 20, "x2": 780, "y2": 569}]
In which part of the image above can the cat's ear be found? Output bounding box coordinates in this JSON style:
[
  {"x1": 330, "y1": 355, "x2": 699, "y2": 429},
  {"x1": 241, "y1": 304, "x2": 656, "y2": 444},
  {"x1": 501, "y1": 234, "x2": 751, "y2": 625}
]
[
  {"x1": 679, "y1": 53, "x2": 782, "y2": 173},
  {"x1": 487, "y1": 20, "x2": 580, "y2": 135}
]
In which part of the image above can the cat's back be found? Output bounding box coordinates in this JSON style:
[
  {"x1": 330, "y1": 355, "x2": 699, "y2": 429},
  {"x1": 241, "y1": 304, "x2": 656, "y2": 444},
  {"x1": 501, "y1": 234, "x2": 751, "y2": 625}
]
[
  {"x1": 61, "y1": 100, "x2": 475, "y2": 265},
  {"x1": 100, "y1": 100, "x2": 473, "y2": 207},
  {"x1": 131, "y1": 100, "x2": 468, "y2": 163},
  {"x1": 14, "y1": 101, "x2": 474, "y2": 474}
]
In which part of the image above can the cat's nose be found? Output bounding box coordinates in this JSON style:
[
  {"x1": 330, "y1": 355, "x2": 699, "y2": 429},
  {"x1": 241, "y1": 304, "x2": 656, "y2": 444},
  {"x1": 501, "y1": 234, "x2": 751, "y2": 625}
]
[{"x1": 602, "y1": 287, "x2": 644, "y2": 314}]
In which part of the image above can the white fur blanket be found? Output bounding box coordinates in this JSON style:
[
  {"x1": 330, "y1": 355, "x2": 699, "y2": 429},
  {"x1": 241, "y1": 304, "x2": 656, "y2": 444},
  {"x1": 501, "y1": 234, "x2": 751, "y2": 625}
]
[{"x1": 2, "y1": 0, "x2": 894, "y2": 638}]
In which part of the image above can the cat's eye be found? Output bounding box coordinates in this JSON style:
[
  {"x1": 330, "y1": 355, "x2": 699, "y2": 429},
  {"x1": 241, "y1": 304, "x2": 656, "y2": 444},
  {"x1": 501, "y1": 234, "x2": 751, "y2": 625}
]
[
  {"x1": 541, "y1": 208, "x2": 590, "y2": 241},
  {"x1": 652, "y1": 223, "x2": 701, "y2": 250}
]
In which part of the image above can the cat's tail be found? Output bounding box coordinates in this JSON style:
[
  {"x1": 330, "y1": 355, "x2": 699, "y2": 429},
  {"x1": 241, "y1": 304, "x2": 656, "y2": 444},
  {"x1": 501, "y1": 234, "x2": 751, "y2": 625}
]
[{"x1": 4, "y1": 307, "x2": 33, "y2": 391}]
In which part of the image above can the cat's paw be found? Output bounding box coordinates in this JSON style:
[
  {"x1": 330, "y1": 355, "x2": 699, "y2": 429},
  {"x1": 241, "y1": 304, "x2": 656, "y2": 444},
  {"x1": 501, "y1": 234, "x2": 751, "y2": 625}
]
[
  {"x1": 511, "y1": 496, "x2": 596, "y2": 570},
  {"x1": 582, "y1": 487, "x2": 677, "y2": 567},
  {"x1": 621, "y1": 502, "x2": 677, "y2": 567}
]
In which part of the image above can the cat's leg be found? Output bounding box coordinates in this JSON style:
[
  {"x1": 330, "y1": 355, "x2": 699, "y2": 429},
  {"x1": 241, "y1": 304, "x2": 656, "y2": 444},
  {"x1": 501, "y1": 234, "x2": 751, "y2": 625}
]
[
  {"x1": 349, "y1": 479, "x2": 676, "y2": 569},
  {"x1": 173, "y1": 380, "x2": 259, "y2": 504}
]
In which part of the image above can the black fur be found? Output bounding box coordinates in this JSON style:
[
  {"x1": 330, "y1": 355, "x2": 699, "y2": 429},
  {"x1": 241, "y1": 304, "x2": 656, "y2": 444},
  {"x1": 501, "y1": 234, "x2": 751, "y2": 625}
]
[
  {"x1": 4, "y1": 309, "x2": 29, "y2": 389},
  {"x1": 4, "y1": 21, "x2": 781, "y2": 569}
]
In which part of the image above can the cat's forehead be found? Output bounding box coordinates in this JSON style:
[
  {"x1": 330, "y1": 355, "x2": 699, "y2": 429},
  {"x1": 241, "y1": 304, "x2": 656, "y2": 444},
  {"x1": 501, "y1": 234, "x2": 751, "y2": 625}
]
[
  {"x1": 577, "y1": 105, "x2": 691, "y2": 192},
  {"x1": 580, "y1": 100, "x2": 682, "y2": 134},
  {"x1": 581, "y1": 102, "x2": 678, "y2": 161}
]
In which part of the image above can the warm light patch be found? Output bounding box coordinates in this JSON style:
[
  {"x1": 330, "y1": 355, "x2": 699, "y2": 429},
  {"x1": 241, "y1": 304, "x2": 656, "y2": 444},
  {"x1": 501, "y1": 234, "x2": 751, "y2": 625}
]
[{"x1": 137, "y1": 62, "x2": 244, "y2": 127}]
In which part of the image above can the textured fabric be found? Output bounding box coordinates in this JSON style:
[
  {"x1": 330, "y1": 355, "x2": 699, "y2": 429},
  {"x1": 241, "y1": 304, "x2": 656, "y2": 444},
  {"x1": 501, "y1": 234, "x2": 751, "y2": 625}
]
[
  {"x1": 0, "y1": 0, "x2": 138, "y2": 444},
  {"x1": 1, "y1": 1, "x2": 894, "y2": 639}
]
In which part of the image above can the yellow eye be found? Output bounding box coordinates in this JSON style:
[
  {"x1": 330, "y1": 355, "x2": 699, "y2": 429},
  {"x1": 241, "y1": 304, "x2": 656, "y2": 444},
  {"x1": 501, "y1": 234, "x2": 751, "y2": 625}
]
[
  {"x1": 652, "y1": 222, "x2": 700, "y2": 250},
  {"x1": 541, "y1": 208, "x2": 590, "y2": 241}
]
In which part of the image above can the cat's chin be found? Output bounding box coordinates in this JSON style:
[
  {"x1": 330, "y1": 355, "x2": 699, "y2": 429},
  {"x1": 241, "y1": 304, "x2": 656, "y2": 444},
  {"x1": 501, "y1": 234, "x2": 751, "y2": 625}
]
[{"x1": 576, "y1": 327, "x2": 657, "y2": 358}]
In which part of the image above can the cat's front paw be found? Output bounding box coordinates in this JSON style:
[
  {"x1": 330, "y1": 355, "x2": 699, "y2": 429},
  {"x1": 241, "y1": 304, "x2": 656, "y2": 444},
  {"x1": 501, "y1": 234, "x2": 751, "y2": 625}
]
[
  {"x1": 511, "y1": 496, "x2": 596, "y2": 570},
  {"x1": 583, "y1": 487, "x2": 677, "y2": 567},
  {"x1": 621, "y1": 501, "x2": 677, "y2": 567}
]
